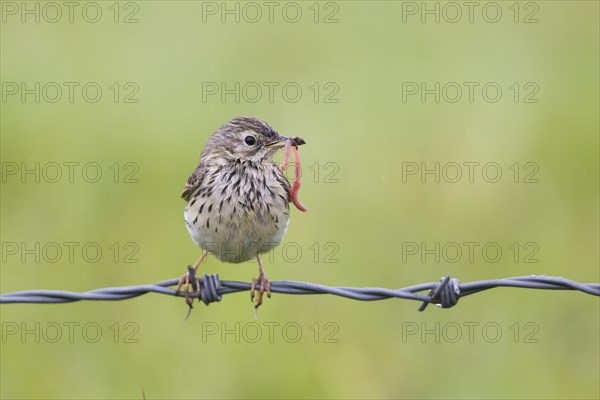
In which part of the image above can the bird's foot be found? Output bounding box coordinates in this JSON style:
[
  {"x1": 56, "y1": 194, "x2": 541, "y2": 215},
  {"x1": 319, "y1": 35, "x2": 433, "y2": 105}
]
[
  {"x1": 250, "y1": 271, "x2": 271, "y2": 310},
  {"x1": 175, "y1": 265, "x2": 201, "y2": 308}
]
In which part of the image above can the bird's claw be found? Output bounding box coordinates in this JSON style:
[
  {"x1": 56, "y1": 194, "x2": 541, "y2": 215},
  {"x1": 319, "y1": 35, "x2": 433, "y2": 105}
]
[
  {"x1": 175, "y1": 265, "x2": 201, "y2": 308},
  {"x1": 250, "y1": 272, "x2": 271, "y2": 309}
]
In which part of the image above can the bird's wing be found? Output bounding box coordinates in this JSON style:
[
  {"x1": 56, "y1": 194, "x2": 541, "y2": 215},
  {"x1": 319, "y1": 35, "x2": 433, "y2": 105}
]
[{"x1": 181, "y1": 163, "x2": 205, "y2": 201}]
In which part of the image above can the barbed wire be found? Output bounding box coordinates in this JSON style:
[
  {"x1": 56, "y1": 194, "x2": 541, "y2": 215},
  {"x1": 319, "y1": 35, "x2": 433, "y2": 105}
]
[{"x1": 1, "y1": 274, "x2": 598, "y2": 311}]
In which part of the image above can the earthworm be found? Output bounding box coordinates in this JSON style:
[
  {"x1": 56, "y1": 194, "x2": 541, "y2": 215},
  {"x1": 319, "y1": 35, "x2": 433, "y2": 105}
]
[{"x1": 281, "y1": 137, "x2": 307, "y2": 212}]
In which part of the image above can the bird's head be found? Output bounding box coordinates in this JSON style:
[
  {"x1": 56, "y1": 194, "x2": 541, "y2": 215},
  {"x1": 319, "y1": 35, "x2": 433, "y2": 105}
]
[{"x1": 202, "y1": 117, "x2": 288, "y2": 164}]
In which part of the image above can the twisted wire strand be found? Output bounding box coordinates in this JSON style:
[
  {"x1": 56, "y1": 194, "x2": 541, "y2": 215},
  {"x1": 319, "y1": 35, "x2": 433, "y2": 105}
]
[{"x1": 1, "y1": 274, "x2": 598, "y2": 311}]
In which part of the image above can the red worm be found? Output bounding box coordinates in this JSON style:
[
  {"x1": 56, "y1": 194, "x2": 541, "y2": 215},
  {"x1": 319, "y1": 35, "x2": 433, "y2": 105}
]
[
  {"x1": 280, "y1": 139, "x2": 292, "y2": 172},
  {"x1": 290, "y1": 144, "x2": 307, "y2": 212},
  {"x1": 280, "y1": 138, "x2": 307, "y2": 212}
]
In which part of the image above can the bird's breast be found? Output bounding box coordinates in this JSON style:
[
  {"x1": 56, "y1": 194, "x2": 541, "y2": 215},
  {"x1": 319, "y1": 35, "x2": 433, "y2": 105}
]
[{"x1": 184, "y1": 162, "x2": 291, "y2": 263}]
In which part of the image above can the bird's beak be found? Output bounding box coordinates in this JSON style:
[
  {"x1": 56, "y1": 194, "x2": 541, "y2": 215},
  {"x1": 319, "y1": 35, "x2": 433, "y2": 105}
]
[
  {"x1": 266, "y1": 135, "x2": 306, "y2": 149},
  {"x1": 266, "y1": 135, "x2": 288, "y2": 149}
]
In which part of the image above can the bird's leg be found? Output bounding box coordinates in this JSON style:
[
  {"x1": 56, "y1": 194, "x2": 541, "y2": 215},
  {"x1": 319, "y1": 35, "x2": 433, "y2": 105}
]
[
  {"x1": 175, "y1": 250, "x2": 209, "y2": 307},
  {"x1": 251, "y1": 254, "x2": 271, "y2": 309}
]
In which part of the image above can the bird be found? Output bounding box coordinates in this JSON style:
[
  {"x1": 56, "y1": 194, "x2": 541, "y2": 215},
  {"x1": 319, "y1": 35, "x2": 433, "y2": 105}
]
[{"x1": 176, "y1": 116, "x2": 306, "y2": 311}]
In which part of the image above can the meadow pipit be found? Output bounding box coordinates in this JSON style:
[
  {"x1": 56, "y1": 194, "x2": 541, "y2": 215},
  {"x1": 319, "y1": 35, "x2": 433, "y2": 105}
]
[{"x1": 176, "y1": 117, "x2": 306, "y2": 310}]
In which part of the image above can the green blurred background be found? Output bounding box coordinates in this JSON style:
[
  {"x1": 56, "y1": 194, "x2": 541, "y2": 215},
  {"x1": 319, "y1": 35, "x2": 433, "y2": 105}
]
[{"x1": 1, "y1": 1, "x2": 598, "y2": 399}]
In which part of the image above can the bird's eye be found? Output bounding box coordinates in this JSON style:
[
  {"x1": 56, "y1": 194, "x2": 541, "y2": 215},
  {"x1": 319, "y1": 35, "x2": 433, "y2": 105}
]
[{"x1": 244, "y1": 136, "x2": 257, "y2": 146}]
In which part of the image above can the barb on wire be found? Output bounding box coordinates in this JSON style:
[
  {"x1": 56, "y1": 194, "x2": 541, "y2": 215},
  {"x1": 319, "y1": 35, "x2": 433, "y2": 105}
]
[{"x1": 1, "y1": 274, "x2": 598, "y2": 311}]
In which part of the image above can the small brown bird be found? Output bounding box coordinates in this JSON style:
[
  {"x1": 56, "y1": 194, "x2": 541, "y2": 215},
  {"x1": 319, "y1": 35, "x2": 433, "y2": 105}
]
[{"x1": 177, "y1": 117, "x2": 306, "y2": 310}]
